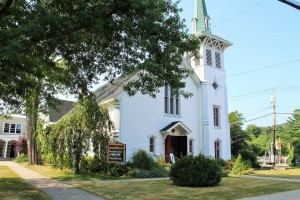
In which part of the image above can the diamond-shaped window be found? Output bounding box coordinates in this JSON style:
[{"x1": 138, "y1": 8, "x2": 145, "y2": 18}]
[{"x1": 212, "y1": 82, "x2": 218, "y2": 90}]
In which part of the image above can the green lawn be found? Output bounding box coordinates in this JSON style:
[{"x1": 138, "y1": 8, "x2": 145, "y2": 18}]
[
  {"x1": 256, "y1": 168, "x2": 300, "y2": 179},
  {"x1": 0, "y1": 166, "x2": 50, "y2": 200},
  {"x1": 23, "y1": 163, "x2": 129, "y2": 181},
  {"x1": 73, "y1": 177, "x2": 300, "y2": 200},
  {"x1": 19, "y1": 163, "x2": 300, "y2": 199}
]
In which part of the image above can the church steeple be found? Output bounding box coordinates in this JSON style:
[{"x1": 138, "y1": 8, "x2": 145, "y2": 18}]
[{"x1": 192, "y1": 0, "x2": 211, "y2": 34}]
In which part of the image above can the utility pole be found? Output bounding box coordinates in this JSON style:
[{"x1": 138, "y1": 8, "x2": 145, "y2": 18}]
[{"x1": 270, "y1": 89, "x2": 276, "y2": 166}]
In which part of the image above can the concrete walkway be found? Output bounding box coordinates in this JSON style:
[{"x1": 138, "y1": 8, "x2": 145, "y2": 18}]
[
  {"x1": 237, "y1": 175, "x2": 300, "y2": 200},
  {"x1": 0, "y1": 161, "x2": 103, "y2": 200}
]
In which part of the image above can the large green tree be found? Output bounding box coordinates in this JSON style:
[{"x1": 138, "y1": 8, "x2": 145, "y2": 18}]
[
  {"x1": 40, "y1": 95, "x2": 113, "y2": 175},
  {"x1": 0, "y1": 0, "x2": 199, "y2": 164},
  {"x1": 229, "y1": 111, "x2": 251, "y2": 157}
]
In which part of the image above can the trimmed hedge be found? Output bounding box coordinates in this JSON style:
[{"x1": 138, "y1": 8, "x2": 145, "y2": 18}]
[{"x1": 170, "y1": 154, "x2": 222, "y2": 187}]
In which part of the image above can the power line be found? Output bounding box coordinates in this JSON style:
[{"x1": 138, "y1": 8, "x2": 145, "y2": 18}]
[
  {"x1": 230, "y1": 113, "x2": 273, "y2": 125},
  {"x1": 228, "y1": 84, "x2": 300, "y2": 100},
  {"x1": 245, "y1": 106, "x2": 272, "y2": 118},
  {"x1": 208, "y1": 58, "x2": 300, "y2": 83},
  {"x1": 212, "y1": 0, "x2": 268, "y2": 28}
]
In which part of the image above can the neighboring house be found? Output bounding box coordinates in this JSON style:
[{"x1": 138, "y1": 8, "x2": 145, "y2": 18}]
[
  {"x1": 94, "y1": 0, "x2": 232, "y2": 162},
  {"x1": 46, "y1": 99, "x2": 74, "y2": 124},
  {"x1": 0, "y1": 115, "x2": 27, "y2": 159}
]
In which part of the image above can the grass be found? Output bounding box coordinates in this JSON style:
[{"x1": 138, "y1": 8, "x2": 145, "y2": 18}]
[
  {"x1": 256, "y1": 168, "x2": 300, "y2": 179},
  {"x1": 22, "y1": 162, "x2": 128, "y2": 181},
  {"x1": 73, "y1": 177, "x2": 300, "y2": 200},
  {"x1": 0, "y1": 166, "x2": 50, "y2": 200}
]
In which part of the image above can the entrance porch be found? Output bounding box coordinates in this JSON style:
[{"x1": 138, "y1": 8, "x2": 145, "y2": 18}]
[{"x1": 160, "y1": 121, "x2": 192, "y2": 163}]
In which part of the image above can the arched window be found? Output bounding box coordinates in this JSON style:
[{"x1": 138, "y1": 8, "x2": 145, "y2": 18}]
[{"x1": 214, "y1": 140, "x2": 221, "y2": 159}]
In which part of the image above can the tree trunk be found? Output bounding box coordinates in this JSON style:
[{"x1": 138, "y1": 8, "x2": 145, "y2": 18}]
[
  {"x1": 26, "y1": 86, "x2": 43, "y2": 165},
  {"x1": 72, "y1": 151, "x2": 80, "y2": 176}
]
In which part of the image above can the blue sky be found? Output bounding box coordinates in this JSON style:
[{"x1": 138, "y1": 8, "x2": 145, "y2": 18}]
[
  {"x1": 61, "y1": 0, "x2": 300, "y2": 128},
  {"x1": 177, "y1": 0, "x2": 300, "y2": 128}
]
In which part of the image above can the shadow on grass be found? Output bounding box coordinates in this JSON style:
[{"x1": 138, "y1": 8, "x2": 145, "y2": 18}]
[{"x1": 0, "y1": 178, "x2": 50, "y2": 200}]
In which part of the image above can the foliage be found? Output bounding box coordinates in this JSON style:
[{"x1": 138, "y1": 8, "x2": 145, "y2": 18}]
[
  {"x1": 128, "y1": 167, "x2": 168, "y2": 178},
  {"x1": 229, "y1": 111, "x2": 251, "y2": 157},
  {"x1": 215, "y1": 159, "x2": 233, "y2": 177},
  {"x1": 38, "y1": 95, "x2": 113, "y2": 175},
  {"x1": 14, "y1": 153, "x2": 29, "y2": 163},
  {"x1": 107, "y1": 163, "x2": 129, "y2": 177},
  {"x1": 1, "y1": 0, "x2": 199, "y2": 165},
  {"x1": 170, "y1": 154, "x2": 222, "y2": 187},
  {"x1": 80, "y1": 156, "x2": 105, "y2": 173},
  {"x1": 129, "y1": 149, "x2": 155, "y2": 170},
  {"x1": 245, "y1": 124, "x2": 262, "y2": 138},
  {"x1": 155, "y1": 155, "x2": 171, "y2": 168},
  {"x1": 18, "y1": 135, "x2": 28, "y2": 155},
  {"x1": 238, "y1": 149, "x2": 261, "y2": 169},
  {"x1": 231, "y1": 154, "x2": 253, "y2": 175},
  {"x1": 288, "y1": 147, "x2": 295, "y2": 166}
]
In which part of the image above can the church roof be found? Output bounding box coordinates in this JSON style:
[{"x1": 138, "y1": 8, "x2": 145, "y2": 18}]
[
  {"x1": 193, "y1": 0, "x2": 232, "y2": 47},
  {"x1": 94, "y1": 58, "x2": 201, "y2": 103},
  {"x1": 194, "y1": 0, "x2": 209, "y2": 33},
  {"x1": 94, "y1": 75, "x2": 134, "y2": 103}
]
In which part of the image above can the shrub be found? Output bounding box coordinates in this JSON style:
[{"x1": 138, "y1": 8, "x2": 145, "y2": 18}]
[
  {"x1": 128, "y1": 167, "x2": 168, "y2": 178},
  {"x1": 130, "y1": 149, "x2": 155, "y2": 170},
  {"x1": 80, "y1": 156, "x2": 105, "y2": 173},
  {"x1": 238, "y1": 149, "x2": 261, "y2": 169},
  {"x1": 14, "y1": 153, "x2": 29, "y2": 163},
  {"x1": 155, "y1": 155, "x2": 171, "y2": 168},
  {"x1": 18, "y1": 135, "x2": 28, "y2": 155},
  {"x1": 108, "y1": 163, "x2": 129, "y2": 176},
  {"x1": 170, "y1": 154, "x2": 222, "y2": 187},
  {"x1": 231, "y1": 154, "x2": 253, "y2": 175},
  {"x1": 215, "y1": 158, "x2": 233, "y2": 177},
  {"x1": 288, "y1": 148, "x2": 295, "y2": 166}
]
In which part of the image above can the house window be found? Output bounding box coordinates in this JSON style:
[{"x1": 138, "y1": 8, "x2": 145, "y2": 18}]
[
  {"x1": 213, "y1": 106, "x2": 220, "y2": 127},
  {"x1": 215, "y1": 52, "x2": 221, "y2": 68},
  {"x1": 170, "y1": 89, "x2": 174, "y2": 114},
  {"x1": 164, "y1": 85, "x2": 180, "y2": 116},
  {"x1": 164, "y1": 85, "x2": 169, "y2": 114},
  {"x1": 206, "y1": 49, "x2": 212, "y2": 66},
  {"x1": 189, "y1": 140, "x2": 193, "y2": 154},
  {"x1": 3, "y1": 123, "x2": 22, "y2": 134},
  {"x1": 214, "y1": 141, "x2": 220, "y2": 159},
  {"x1": 149, "y1": 137, "x2": 154, "y2": 153},
  {"x1": 4, "y1": 123, "x2": 9, "y2": 133}
]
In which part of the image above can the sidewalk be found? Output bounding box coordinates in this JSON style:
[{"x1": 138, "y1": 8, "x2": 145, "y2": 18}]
[
  {"x1": 0, "y1": 161, "x2": 103, "y2": 200},
  {"x1": 237, "y1": 175, "x2": 300, "y2": 200}
]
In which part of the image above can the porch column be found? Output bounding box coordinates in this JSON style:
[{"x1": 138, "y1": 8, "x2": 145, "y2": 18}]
[{"x1": 3, "y1": 141, "x2": 8, "y2": 158}]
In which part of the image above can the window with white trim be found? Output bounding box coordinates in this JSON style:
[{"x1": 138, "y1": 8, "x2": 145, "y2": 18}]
[
  {"x1": 206, "y1": 49, "x2": 212, "y2": 66},
  {"x1": 164, "y1": 85, "x2": 180, "y2": 116},
  {"x1": 3, "y1": 123, "x2": 22, "y2": 134},
  {"x1": 213, "y1": 106, "x2": 220, "y2": 127},
  {"x1": 215, "y1": 52, "x2": 221, "y2": 68},
  {"x1": 214, "y1": 141, "x2": 220, "y2": 159},
  {"x1": 189, "y1": 140, "x2": 193, "y2": 155},
  {"x1": 149, "y1": 137, "x2": 155, "y2": 153}
]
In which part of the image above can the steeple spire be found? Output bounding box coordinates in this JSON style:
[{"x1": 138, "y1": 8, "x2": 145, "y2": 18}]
[{"x1": 192, "y1": 0, "x2": 211, "y2": 34}]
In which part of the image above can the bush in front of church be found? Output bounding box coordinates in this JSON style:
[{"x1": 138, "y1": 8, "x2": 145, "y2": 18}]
[{"x1": 170, "y1": 154, "x2": 222, "y2": 187}]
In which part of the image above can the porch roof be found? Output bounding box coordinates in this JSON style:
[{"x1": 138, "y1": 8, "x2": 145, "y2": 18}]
[{"x1": 160, "y1": 121, "x2": 192, "y2": 134}]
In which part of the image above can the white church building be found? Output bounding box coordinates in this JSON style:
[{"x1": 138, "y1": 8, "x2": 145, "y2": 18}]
[{"x1": 94, "y1": 0, "x2": 232, "y2": 162}]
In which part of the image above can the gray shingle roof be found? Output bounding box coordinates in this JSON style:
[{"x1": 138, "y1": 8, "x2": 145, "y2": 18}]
[
  {"x1": 94, "y1": 75, "x2": 134, "y2": 102},
  {"x1": 48, "y1": 99, "x2": 74, "y2": 122}
]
